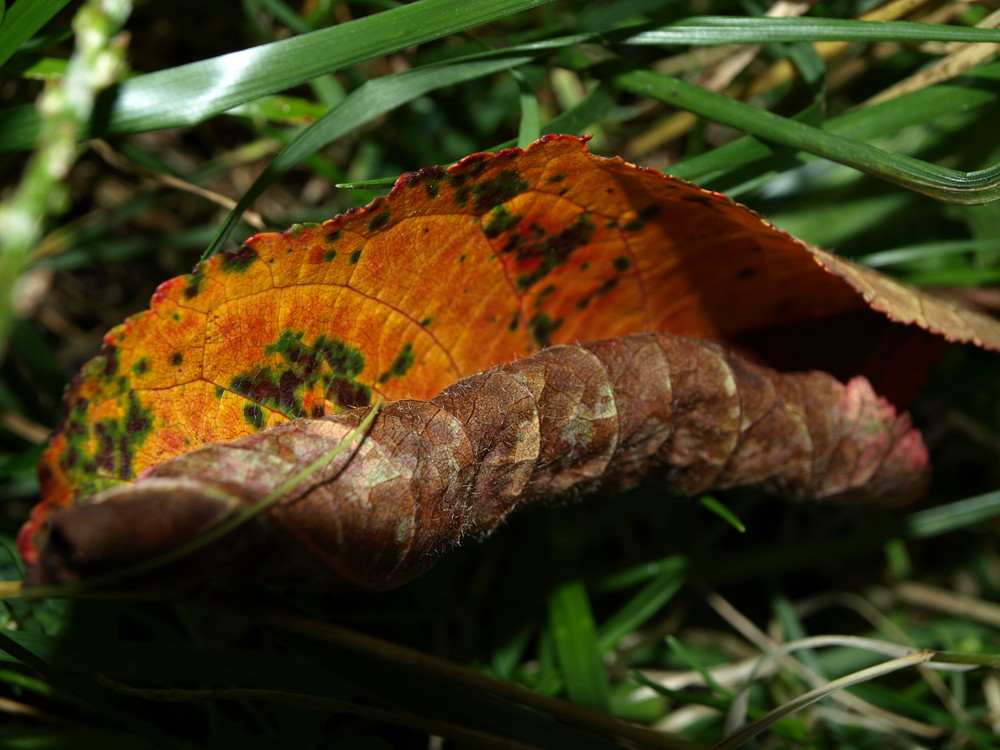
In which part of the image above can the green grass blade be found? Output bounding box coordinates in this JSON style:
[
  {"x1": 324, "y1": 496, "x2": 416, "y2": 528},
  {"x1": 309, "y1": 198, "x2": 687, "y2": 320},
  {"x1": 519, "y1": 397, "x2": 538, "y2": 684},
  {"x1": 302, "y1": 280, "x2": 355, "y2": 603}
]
[
  {"x1": 0, "y1": 0, "x2": 554, "y2": 151},
  {"x1": 899, "y1": 267, "x2": 1000, "y2": 286},
  {"x1": 665, "y1": 636, "x2": 733, "y2": 700},
  {"x1": 515, "y1": 70, "x2": 542, "y2": 148},
  {"x1": 0, "y1": 0, "x2": 73, "y2": 69},
  {"x1": 3, "y1": 55, "x2": 69, "y2": 81},
  {"x1": 669, "y1": 62, "x2": 1000, "y2": 185},
  {"x1": 628, "y1": 17, "x2": 1000, "y2": 45},
  {"x1": 436, "y1": 16, "x2": 1000, "y2": 62},
  {"x1": 859, "y1": 239, "x2": 1000, "y2": 268},
  {"x1": 771, "y1": 594, "x2": 825, "y2": 681},
  {"x1": 547, "y1": 579, "x2": 611, "y2": 711},
  {"x1": 204, "y1": 56, "x2": 532, "y2": 256},
  {"x1": 596, "y1": 557, "x2": 687, "y2": 651},
  {"x1": 609, "y1": 64, "x2": 1000, "y2": 203},
  {"x1": 668, "y1": 66, "x2": 1000, "y2": 203},
  {"x1": 932, "y1": 650, "x2": 1000, "y2": 669},
  {"x1": 631, "y1": 670, "x2": 731, "y2": 711},
  {"x1": 699, "y1": 496, "x2": 746, "y2": 533},
  {"x1": 905, "y1": 490, "x2": 1000, "y2": 538}
]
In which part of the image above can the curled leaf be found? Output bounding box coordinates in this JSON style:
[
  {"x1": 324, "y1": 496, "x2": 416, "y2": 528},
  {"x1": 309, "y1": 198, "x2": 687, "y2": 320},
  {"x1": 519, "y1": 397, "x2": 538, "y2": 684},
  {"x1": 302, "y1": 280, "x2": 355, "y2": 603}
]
[
  {"x1": 29, "y1": 332, "x2": 926, "y2": 590},
  {"x1": 22, "y1": 134, "x2": 1000, "y2": 590}
]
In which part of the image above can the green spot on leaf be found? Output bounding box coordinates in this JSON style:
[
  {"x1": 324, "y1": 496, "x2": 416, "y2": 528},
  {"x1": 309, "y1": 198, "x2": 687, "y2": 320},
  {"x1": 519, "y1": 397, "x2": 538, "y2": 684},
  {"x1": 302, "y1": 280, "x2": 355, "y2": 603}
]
[
  {"x1": 367, "y1": 206, "x2": 391, "y2": 232},
  {"x1": 243, "y1": 403, "x2": 265, "y2": 430},
  {"x1": 219, "y1": 249, "x2": 259, "y2": 273},
  {"x1": 623, "y1": 205, "x2": 661, "y2": 231},
  {"x1": 100, "y1": 346, "x2": 121, "y2": 382},
  {"x1": 575, "y1": 277, "x2": 619, "y2": 310},
  {"x1": 528, "y1": 312, "x2": 561, "y2": 348},
  {"x1": 483, "y1": 206, "x2": 521, "y2": 238},
  {"x1": 535, "y1": 283, "x2": 556, "y2": 309},
  {"x1": 378, "y1": 342, "x2": 415, "y2": 384},
  {"x1": 472, "y1": 169, "x2": 529, "y2": 213},
  {"x1": 512, "y1": 213, "x2": 596, "y2": 290},
  {"x1": 229, "y1": 330, "x2": 371, "y2": 419},
  {"x1": 183, "y1": 272, "x2": 204, "y2": 299},
  {"x1": 84, "y1": 390, "x2": 154, "y2": 489}
]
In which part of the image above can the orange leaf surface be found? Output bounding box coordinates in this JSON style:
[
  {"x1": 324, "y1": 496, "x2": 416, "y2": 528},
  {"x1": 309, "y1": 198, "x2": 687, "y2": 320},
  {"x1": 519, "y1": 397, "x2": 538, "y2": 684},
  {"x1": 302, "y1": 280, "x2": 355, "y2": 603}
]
[{"x1": 23, "y1": 135, "x2": 1000, "y2": 571}]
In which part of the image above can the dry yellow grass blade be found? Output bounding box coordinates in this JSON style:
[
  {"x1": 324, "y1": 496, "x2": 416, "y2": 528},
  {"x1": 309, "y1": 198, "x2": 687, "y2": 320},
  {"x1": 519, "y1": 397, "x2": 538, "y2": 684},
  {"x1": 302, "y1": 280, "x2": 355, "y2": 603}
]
[
  {"x1": 863, "y1": 8, "x2": 1000, "y2": 105},
  {"x1": 744, "y1": 0, "x2": 936, "y2": 98},
  {"x1": 715, "y1": 650, "x2": 939, "y2": 749},
  {"x1": 895, "y1": 580, "x2": 1000, "y2": 628},
  {"x1": 984, "y1": 673, "x2": 1000, "y2": 735},
  {"x1": 0, "y1": 581, "x2": 24, "y2": 599},
  {"x1": 89, "y1": 140, "x2": 267, "y2": 230},
  {"x1": 705, "y1": 591, "x2": 945, "y2": 739},
  {"x1": 0, "y1": 411, "x2": 50, "y2": 445}
]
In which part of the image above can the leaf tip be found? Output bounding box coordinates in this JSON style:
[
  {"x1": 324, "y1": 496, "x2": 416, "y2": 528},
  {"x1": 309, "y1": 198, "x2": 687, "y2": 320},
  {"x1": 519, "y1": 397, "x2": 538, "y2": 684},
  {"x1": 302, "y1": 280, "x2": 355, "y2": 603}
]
[{"x1": 26, "y1": 478, "x2": 244, "y2": 589}]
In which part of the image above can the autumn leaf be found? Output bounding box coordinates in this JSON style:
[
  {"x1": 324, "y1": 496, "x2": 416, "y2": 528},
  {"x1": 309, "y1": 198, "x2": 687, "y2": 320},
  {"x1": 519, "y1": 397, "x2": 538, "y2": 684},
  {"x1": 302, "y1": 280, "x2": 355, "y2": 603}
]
[{"x1": 19, "y1": 135, "x2": 1000, "y2": 588}]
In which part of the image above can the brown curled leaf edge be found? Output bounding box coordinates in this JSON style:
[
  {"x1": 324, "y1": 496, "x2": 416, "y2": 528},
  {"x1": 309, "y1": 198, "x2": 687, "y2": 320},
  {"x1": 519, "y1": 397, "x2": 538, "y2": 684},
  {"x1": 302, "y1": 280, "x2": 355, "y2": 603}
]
[{"x1": 32, "y1": 332, "x2": 927, "y2": 591}]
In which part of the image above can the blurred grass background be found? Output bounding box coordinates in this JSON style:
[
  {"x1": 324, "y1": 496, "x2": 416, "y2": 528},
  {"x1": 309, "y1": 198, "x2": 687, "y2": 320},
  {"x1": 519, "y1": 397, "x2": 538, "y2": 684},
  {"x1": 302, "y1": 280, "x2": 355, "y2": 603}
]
[{"x1": 2, "y1": 0, "x2": 1000, "y2": 747}]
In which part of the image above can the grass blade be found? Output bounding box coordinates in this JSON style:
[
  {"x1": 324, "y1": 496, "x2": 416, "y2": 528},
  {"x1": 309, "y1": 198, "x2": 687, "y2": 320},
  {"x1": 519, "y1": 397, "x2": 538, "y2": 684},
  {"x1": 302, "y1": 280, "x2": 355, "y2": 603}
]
[
  {"x1": 596, "y1": 557, "x2": 687, "y2": 651},
  {"x1": 0, "y1": 0, "x2": 554, "y2": 151},
  {"x1": 716, "y1": 650, "x2": 935, "y2": 750},
  {"x1": 547, "y1": 579, "x2": 611, "y2": 711},
  {"x1": 609, "y1": 63, "x2": 1000, "y2": 203},
  {"x1": 669, "y1": 62, "x2": 1000, "y2": 187},
  {"x1": 0, "y1": 0, "x2": 73, "y2": 69},
  {"x1": 629, "y1": 17, "x2": 1000, "y2": 45},
  {"x1": 905, "y1": 490, "x2": 1000, "y2": 538}
]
